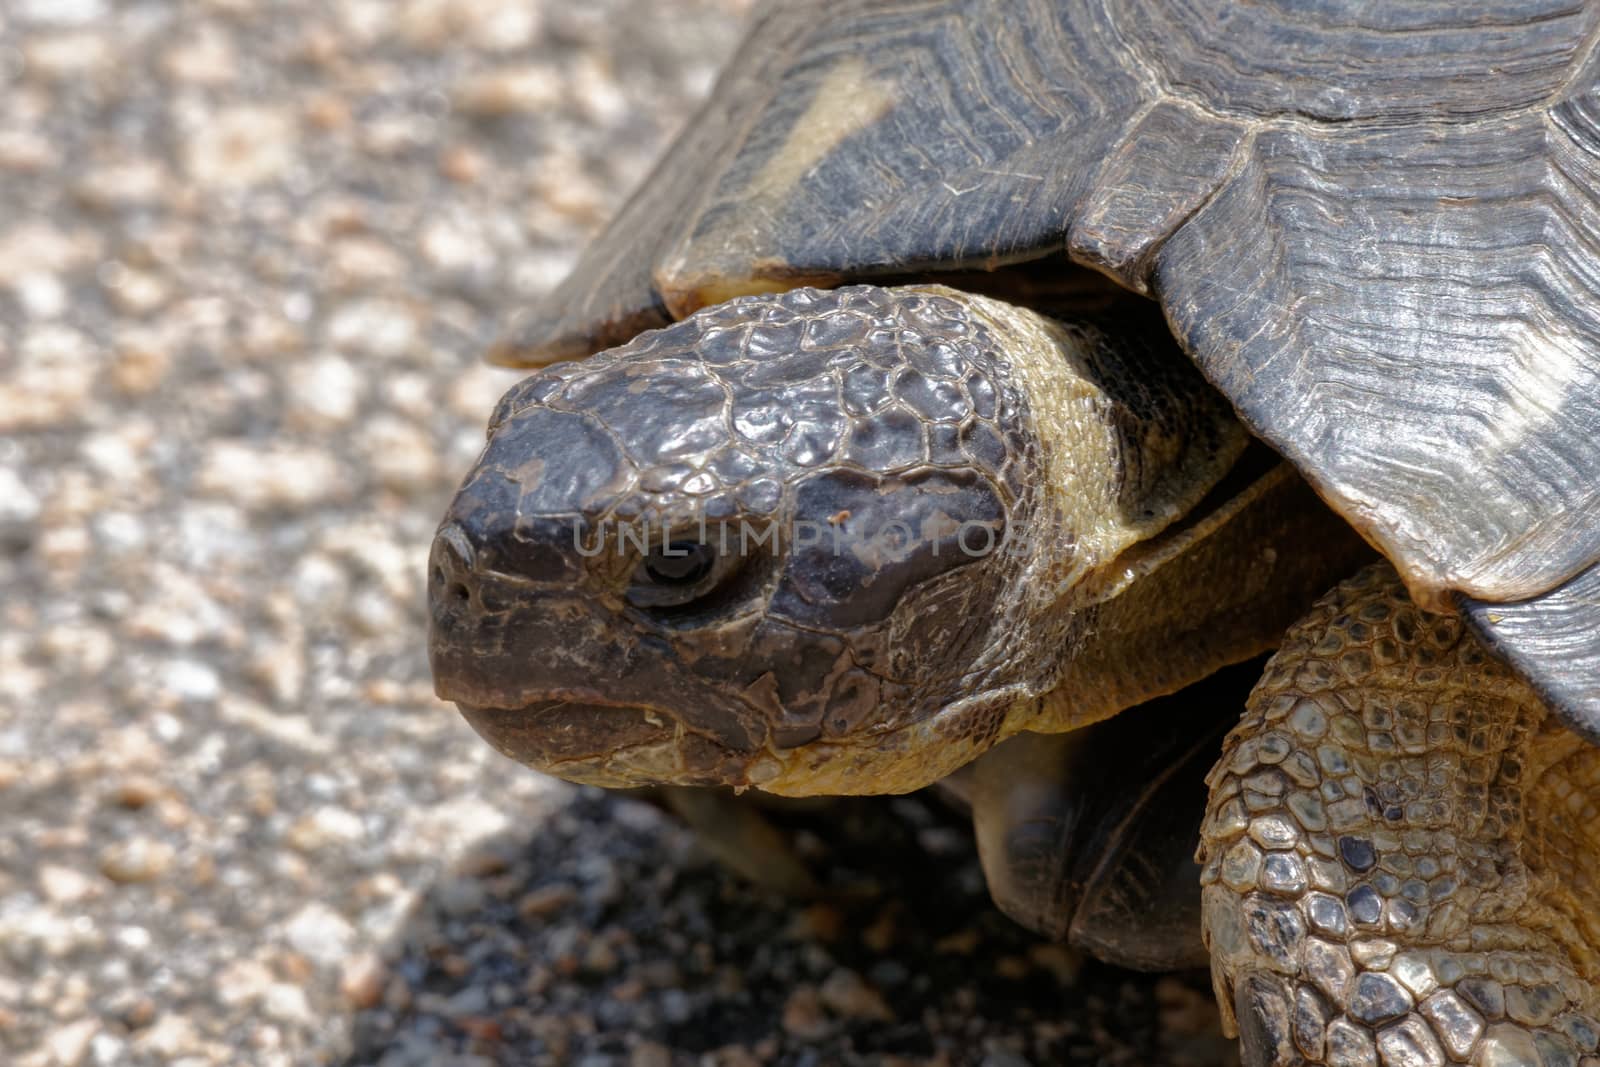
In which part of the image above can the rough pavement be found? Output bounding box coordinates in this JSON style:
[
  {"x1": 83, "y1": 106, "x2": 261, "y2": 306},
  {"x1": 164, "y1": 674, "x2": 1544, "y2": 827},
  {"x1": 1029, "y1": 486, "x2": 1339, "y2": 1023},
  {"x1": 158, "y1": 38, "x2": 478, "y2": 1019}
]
[{"x1": 0, "y1": 2, "x2": 1237, "y2": 1064}]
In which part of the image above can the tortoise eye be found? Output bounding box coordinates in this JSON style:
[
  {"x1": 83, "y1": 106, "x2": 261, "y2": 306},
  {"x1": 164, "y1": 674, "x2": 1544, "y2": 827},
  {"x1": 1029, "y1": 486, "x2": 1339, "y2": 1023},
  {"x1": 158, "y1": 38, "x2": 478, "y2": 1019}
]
[
  {"x1": 642, "y1": 542, "x2": 717, "y2": 587},
  {"x1": 628, "y1": 541, "x2": 731, "y2": 609}
]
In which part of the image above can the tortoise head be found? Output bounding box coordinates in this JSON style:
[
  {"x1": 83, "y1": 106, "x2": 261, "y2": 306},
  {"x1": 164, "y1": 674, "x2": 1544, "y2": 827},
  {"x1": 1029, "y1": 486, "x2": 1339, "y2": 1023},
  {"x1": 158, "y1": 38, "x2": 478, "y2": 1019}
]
[
  {"x1": 431, "y1": 284, "x2": 1249, "y2": 794},
  {"x1": 430, "y1": 285, "x2": 1061, "y2": 794}
]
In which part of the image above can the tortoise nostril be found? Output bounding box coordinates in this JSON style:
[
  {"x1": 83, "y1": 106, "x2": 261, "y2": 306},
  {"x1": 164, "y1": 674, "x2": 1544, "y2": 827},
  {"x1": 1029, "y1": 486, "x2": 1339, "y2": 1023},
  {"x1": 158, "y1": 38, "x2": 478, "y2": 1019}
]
[{"x1": 430, "y1": 524, "x2": 483, "y2": 613}]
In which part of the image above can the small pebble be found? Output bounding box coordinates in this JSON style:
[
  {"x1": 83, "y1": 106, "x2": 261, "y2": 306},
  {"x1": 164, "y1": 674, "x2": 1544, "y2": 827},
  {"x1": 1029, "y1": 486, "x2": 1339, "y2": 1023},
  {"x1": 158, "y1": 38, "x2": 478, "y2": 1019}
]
[
  {"x1": 518, "y1": 883, "x2": 579, "y2": 919},
  {"x1": 630, "y1": 1041, "x2": 672, "y2": 1067},
  {"x1": 283, "y1": 902, "x2": 356, "y2": 967},
  {"x1": 98, "y1": 838, "x2": 175, "y2": 884},
  {"x1": 39, "y1": 865, "x2": 98, "y2": 905},
  {"x1": 781, "y1": 986, "x2": 833, "y2": 1041},
  {"x1": 819, "y1": 967, "x2": 895, "y2": 1021}
]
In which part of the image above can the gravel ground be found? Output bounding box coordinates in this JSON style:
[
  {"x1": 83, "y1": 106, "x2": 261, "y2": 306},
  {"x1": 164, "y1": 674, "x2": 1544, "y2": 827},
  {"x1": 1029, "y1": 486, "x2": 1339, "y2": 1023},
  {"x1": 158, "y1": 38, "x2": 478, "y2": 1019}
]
[{"x1": 0, "y1": 2, "x2": 1238, "y2": 1064}]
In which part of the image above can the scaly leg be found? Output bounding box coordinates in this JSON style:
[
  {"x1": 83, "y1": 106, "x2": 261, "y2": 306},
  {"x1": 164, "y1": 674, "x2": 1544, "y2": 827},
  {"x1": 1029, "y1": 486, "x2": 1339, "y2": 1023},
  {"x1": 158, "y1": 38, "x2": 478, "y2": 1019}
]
[{"x1": 1200, "y1": 565, "x2": 1600, "y2": 1066}]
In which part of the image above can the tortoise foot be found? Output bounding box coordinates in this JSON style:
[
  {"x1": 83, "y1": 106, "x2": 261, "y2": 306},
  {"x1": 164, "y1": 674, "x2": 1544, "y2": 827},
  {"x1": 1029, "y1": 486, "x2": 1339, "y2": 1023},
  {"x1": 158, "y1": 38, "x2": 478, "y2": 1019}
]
[{"x1": 1199, "y1": 565, "x2": 1600, "y2": 1066}]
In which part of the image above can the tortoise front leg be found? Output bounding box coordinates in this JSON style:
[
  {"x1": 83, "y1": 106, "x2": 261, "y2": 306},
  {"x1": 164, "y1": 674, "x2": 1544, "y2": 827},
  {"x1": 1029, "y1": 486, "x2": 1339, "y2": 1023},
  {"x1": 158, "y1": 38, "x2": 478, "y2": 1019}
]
[
  {"x1": 1199, "y1": 565, "x2": 1600, "y2": 1067},
  {"x1": 969, "y1": 661, "x2": 1257, "y2": 970}
]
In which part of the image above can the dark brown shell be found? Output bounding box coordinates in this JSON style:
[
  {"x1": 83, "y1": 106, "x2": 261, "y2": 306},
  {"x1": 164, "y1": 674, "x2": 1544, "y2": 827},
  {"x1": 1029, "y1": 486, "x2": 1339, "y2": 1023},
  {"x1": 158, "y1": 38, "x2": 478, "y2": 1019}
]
[{"x1": 497, "y1": 0, "x2": 1600, "y2": 739}]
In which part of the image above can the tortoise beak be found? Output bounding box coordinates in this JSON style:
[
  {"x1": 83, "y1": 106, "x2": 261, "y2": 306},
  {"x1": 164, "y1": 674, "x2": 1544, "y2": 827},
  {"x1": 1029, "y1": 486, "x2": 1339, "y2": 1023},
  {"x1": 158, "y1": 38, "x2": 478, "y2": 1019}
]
[
  {"x1": 427, "y1": 513, "x2": 769, "y2": 785},
  {"x1": 451, "y1": 697, "x2": 758, "y2": 788}
]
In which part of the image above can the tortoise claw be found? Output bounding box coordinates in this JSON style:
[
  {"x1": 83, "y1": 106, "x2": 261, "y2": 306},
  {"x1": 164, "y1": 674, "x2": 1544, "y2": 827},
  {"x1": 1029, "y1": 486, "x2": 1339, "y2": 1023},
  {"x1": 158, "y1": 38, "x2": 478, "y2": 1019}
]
[{"x1": 1233, "y1": 972, "x2": 1304, "y2": 1067}]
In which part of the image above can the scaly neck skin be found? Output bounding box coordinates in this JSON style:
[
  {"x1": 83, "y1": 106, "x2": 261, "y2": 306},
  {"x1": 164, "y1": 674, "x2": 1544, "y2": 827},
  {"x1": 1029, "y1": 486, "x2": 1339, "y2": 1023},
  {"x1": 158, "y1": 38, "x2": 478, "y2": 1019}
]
[
  {"x1": 958, "y1": 294, "x2": 1373, "y2": 739},
  {"x1": 1025, "y1": 460, "x2": 1375, "y2": 735}
]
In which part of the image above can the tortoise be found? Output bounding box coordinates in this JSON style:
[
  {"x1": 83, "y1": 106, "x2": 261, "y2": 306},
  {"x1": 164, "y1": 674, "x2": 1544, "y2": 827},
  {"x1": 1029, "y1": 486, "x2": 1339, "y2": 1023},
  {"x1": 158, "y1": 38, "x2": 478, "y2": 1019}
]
[{"x1": 428, "y1": 3, "x2": 1600, "y2": 1064}]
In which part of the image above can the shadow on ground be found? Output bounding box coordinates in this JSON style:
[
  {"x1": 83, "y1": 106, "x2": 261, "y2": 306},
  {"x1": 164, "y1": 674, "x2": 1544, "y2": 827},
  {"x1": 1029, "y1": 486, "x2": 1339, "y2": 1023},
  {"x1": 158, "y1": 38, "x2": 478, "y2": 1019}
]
[{"x1": 337, "y1": 789, "x2": 1240, "y2": 1067}]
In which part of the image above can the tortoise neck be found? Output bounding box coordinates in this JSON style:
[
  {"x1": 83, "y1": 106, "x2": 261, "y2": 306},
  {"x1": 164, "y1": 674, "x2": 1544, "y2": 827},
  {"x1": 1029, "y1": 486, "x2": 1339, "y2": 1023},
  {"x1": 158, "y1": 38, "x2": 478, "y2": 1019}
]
[{"x1": 1027, "y1": 462, "x2": 1374, "y2": 734}]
